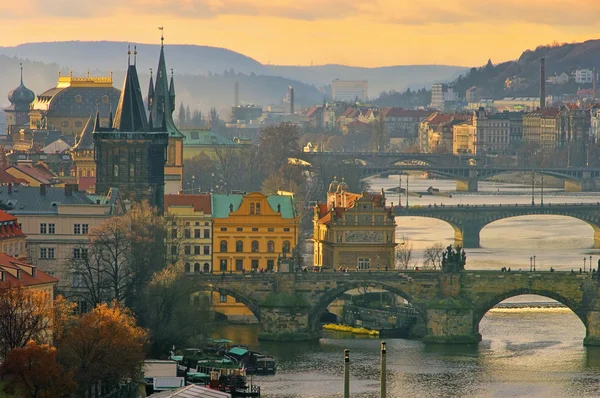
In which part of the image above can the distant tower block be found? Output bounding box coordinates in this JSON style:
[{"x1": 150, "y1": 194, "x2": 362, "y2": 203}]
[
  {"x1": 234, "y1": 81, "x2": 239, "y2": 107},
  {"x1": 540, "y1": 57, "x2": 546, "y2": 108},
  {"x1": 593, "y1": 67, "x2": 597, "y2": 99},
  {"x1": 288, "y1": 86, "x2": 295, "y2": 114}
]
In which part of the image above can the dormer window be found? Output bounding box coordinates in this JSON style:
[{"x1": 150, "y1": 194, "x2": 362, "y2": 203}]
[
  {"x1": 16, "y1": 269, "x2": 21, "y2": 280},
  {"x1": 32, "y1": 267, "x2": 37, "y2": 278},
  {"x1": 0, "y1": 271, "x2": 4, "y2": 282}
]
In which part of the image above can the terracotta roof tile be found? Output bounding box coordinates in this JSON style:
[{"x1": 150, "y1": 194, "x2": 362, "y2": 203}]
[{"x1": 165, "y1": 194, "x2": 212, "y2": 213}]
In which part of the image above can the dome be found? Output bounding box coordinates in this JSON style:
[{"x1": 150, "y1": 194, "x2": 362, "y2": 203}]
[
  {"x1": 338, "y1": 178, "x2": 349, "y2": 192},
  {"x1": 8, "y1": 67, "x2": 35, "y2": 106},
  {"x1": 328, "y1": 176, "x2": 339, "y2": 193}
]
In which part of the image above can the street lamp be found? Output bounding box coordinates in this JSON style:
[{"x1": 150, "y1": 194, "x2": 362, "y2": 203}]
[
  {"x1": 531, "y1": 170, "x2": 535, "y2": 206},
  {"x1": 533, "y1": 255, "x2": 536, "y2": 272},
  {"x1": 530, "y1": 256, "x2": 533, "y2": 272},
  {"x1": 591, "y1": 256, "x2": 593, "y2": 272},
  {"x1": 584, "y1": 257, "x2": 587, "y2": 273},
  {"x1": 540, "y1": 172, "x2": 544, "y2": 207},
  {"x1": 192, "y1": 175, "x2": 196, "y2": 194}
]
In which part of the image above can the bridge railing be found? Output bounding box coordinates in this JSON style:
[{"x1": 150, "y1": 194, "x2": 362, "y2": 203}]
[{"x1": 393, "y1": 202, "x2": 600, "y2": 211}]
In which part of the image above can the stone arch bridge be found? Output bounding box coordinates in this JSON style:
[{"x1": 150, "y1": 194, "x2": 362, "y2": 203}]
[
  {"x1": 187, "y1": 271, "x2": 600, "y2": 345},
  {"x1": 394, "y1": 202, "x2": 600, "y2": 248}
]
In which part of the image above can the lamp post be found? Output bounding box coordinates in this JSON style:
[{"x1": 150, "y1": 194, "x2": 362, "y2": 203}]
[
  {"x1": 584, "y1": 257, "x2": 587, "y2": 273},
  {"x1": 530, "y1": 256, "x2": 533, "y2": 272},
  {"x1": 591, "y1": 256, "x2": 593, "y2": 272},
  {"x1": 406, "y1": 174, "x2": 409, "y2": 208},
  {"x1": 192, "y1": 175, "x2": 195, "y2": 194},
  {"x1": 533, "y1": 255, "x2": 536, "y2": 272},
  {"x1": 531, "y1": 170, "x2": 535, "y2": 206},
  {"x1": 540, "y1": 172, "x2": 544, "y2": 207}
]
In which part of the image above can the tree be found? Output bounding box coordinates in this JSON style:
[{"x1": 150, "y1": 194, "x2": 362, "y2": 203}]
[
  {"x1": 423, "y1": 243, "x2": 444, "y2": 269},
  {"x1": 370, "y1": 114, "x2": 386, "y2": 153},
  {"x1": 58, "y1": 303, "x2": 148, "y2": 397},
  {"x1": 0, "y1": 341, "x2": 76, "y2": 398},
  {"x1": 258, "y1": 123, "x2": 301, "y2": 174},
  {"x1": 137, "y1": 265, "x2": 211, "y2": 358},
  {"x1": 0, "y1": 287, "x2": 53, "y2": 358},
  {"x1": 395, "y1": 235, "x2": 414, "y2": 269},
  {"x1": 177, "y1": 102, "x2": 186, "y2": 127}
]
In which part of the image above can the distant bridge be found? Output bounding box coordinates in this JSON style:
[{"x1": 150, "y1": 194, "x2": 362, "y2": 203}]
[
  {"x1": 299, "y1": 151, "x2": 479, "y2": 167},
  {"x1": 394, "y1": 202, "x2": 600, "y2": 248},
  {"x1": 188, "y1": 271, "x2": 600, "y2": 345}
]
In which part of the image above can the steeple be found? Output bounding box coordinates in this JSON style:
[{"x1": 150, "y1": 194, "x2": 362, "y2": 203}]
[
  {"x1": 94, "y1": 107, "x2": 101, "y2": 131},
  {"x1": 150, "y1": 32, "x2": 184, "y2": 137},
  {"x1": 108, "y1": 104, "x2": 113, "y2": 127},
  {"x1": 113, "y1": 51, "x2": 148, "y2": 132},
  {"x1": 169, "y1": 69, "x2": 176, "y2": 113},
  {"x1": 73, "y1": 114, "x2": 95, "y2": 150},
  {"x1": 147, "y1": 68, "x2": 154, "y2": 112}
]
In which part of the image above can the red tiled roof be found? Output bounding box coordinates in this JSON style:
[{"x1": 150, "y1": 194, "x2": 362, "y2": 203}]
[
  {"x1": 346, "y1": 120, "x2": 369, "y2": 128},
  {"x1": 0, "y1": 170, "x2": 28, "y2": 186},
  {"x1": 382, "y1": 108, "x2": 433, "y2": 118},
  {"x1": 7, "y1": 165, "x2": 53, "y2": 185},
  {"x1": 0, "y1": 254, "x2": 57, "y2": 288},
  {"x1": 0, "y1": 211, "x2": 25, "y2": 240},
  {"x1": 305, "y1": 106, "x2": 322, "y2": 118},
  {"x1": 165, "y1": 194, "x2": 212, "y2": 213}
]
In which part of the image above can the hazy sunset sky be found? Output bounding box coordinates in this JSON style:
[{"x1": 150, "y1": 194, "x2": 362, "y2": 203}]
[{"x1": 1, "y1": 0, "x2": 599, "y2": 67}]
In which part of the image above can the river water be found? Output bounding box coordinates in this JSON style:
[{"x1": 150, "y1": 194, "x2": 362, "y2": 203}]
[{"x1": 213, "y1": 176, "x2": 600, "y2": 397}]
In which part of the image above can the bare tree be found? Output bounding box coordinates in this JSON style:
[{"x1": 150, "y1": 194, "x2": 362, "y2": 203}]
[
  {"x1": 395, "y1": 235, "x2": 414, "y2": 269},
  {"x1": 423, "y1": 242, "x2": 444, "y2": 269}
]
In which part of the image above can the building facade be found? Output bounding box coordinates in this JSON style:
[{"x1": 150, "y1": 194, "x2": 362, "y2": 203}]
[
  {"x1": 430, "y1": 83, "x2": 458, "y2": 111},
  {"x1": 0, "y1": 210, "x2": 27, "y2": 258},
  {"x1": 332, "y1": 80, "x2": 368, "y2": 102},
  {"x1": 29, "y1": 73, "x2": 120, "y2": 137},
  {"x1": 164, "y1": 194, "x2": 213, "y2": 273},
  {"x1": 452, "y1": 121, "x2": 475, "y2": 155},
  {"x1": 313, "y1": 180, "x2": 396, "y2": 270}
]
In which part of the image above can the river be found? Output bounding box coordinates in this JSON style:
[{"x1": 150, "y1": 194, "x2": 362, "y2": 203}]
[{"x1": 213, "y1": 176, "x2": 600, "y2": 397}]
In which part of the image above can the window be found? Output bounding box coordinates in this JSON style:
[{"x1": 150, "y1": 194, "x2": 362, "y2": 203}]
[
  {"x1": 204, "y1": 229, "x2": 210, "y2": 238},
  {"x1": 268, "y1": 228, "x2": 274, "y2": 232},
  {"x1": 256, "y1": 203, "x2": 261, "y2": 214},
  {"x1": 235, "y1": 259, "x2": 243, "y2": 271},
  {"x1": 48, "y1": 224, "x2": 55, "y2": 234},
  {"x1": 62, "y1": 121, "x2": 69, "y2": 127},
  {"x1": 194, "y1": 246, "x2": 201, "y2": 255},
  {"x1": 184, "y1": 229, "x2": 191, "y2": 239},
  {"x1": 220, "y1": 227, "x2": 227, "y2": 232},
  {"x1": 252, "y1": 259, "x2": 259, "y2": 270},
  {"x1": 250, "y1": 203, "x2": 255, "y2": 214},
  {"x1": 40, "y1": 248, "x2": 47, "y2": 259},
  {"x1": 236, "y1": 240, "x2": 243, "y2": 252},
  {"x1": 72, "y1": 272, "x2": 83, "y2": 287},
  {"x1": 220, "y1": 241, "x2": 227, "y2": 252},
  {"x1": 284, "y1": 228, "x2": 290, "y2": 232},
  {"x1": 82, "y1": 224, "x2": 88, "y2": 234},
  {"x1": 171, "y1": 228, "x2": 177, "y2": 239},
  {"x1": 75, "y1": 121, "x2": 82, "y2": 128},
  {"x1": 203, "y1": 246, "x2": 210, "y2": 255},
  {"x1": 236, "y1": 227, "x2": 243, "y2": 232},
  {"x1": 171, "y1": 245, "x2": 177, "y2": 255},
  {"x1": 76, "y1": 301, "x2": 88, "y2": 314},
  {"x1": 74, "y1": 224, "x2": 81, "y2": 234},
  {"x1": 40, "y1": 223, "x2": 47, "y2": 234},
  {"x1": 102, "y1": 95, "x2": 109, "y2": 104},
  {"x1": 113, "y1": 165, "x2": 119, "y2": 177},
  {"x1": 267, "y1": 240, "x2": 275, "y2": 253},
  {"x1": 358, "y1": 257, "x2": 371, "y2": 270},
  {"x1": 75, "y1": 95, "x2": 83, "y2": 104},
  {"x1": 73, "y1": 248, "x2": 88, "y2": 259},
  {"x1": 252, "y1": 228, "x2": 258, "y2": 232},
  {"x1": 220, "y1": 294, "x2": 227, "y2": 303},
  {"x1": 184, "y1": 246, "x2": 191, "y2": 255},
  {"x1": 219, "y1": 259, "x2": 227, "y2": 272},
  {"x1": 283, "y1": 240, "x2": 291, "y2": 254},
  {"x1": 184, "y1": 263, "x2": 191, "y2": 272},
  {"x1": 194, "y1": 229, "x2": 201, "y2": 238},
  {"x1": 203, "y1": 263, "x2": 210, "y2": 273},
  {"x1": 251, "y1": 240, "x2": 259, "y2": 252},
  {"x1": 48, "y1": 248, "x2": 54, "y2": 259},
  {"x1": 267, "y1": 259, "x2": 274, "y2": 271},
  {"x1": 194, "y1": 263, "x2": 200, "y2": 272}
]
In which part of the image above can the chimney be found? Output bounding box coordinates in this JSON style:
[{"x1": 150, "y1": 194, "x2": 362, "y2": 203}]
[
  {"x1": 234, "y1": 81, "x2": 239, "y2": 107},
  {"x1": 8, "y1": 184, "x2": 12, "y2": 195},
  {"x1": 64, "y1": 184, "x2": 73, "y2": 196},
  {"x1": 40, "y1": 184, "x2": 47, "y2": 196},
  {"x1": 540, "y1": 57, "x2": 546, "y2": 108}
]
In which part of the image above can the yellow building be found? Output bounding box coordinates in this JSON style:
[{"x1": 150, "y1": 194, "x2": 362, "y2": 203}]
[
  {"x1": 313, "y1": 179, "x2": 396, "y2": 270},
  {"x1": 211, "y1": 192, "x2": 298, "y2": 322},
  {"x1": 452, "y1": 121, "x2": 475, "y2": 155},
  {"x1": 164, "y1": 194, "x2": 213, "y2": 273},
  {"x1": 29, "y1": 73, "x2": 120, "y2": 137}
]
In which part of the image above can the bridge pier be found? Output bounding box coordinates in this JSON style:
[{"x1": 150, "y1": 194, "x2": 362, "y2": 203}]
[
  {"x1": 454, "y1": 223, "x2": 481, "y2": 248},
  {"x1": 258, "y1": 293, "x2": 318, "y2": 341},
  {"x1": 564, "y1": 174, "x2": 598, "y2": 192},
  {"x1": 423, "y1": 300, "x2": 480, "y2": 344},
  {"x1": 456, "y1": 178, "x2": 478, "y2": 192}
]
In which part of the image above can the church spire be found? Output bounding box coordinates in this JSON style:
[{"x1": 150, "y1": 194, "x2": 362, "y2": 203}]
[
  {"x1": 108, "y1": 103, "x2": 113, "y2": 127},
  {"x1": 94, "y1": 107, "x2": 101, "y2": 131},
  {"x1": 73, "y1": 114, "x2": 95, "y2": 150},
  {"x1": 169, "y1": 69, "x2": 176, "y2": 113},
  {"x1": 20, "y1": 63, "x2": 23, "y2": 85},
  {"x1": 113, "y1": 47, "x2": 148, "y2": 132},
  {"x1": 147, "y1": 68, "x2": 154, "y2": 112}
]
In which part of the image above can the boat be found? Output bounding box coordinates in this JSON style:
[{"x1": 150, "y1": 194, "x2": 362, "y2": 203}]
[{"x1": 225, "y1": 347, "x2": 277, "y2": 375}]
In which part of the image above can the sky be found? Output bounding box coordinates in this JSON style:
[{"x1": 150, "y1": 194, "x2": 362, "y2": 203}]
[{"x1": 1, "y1": 0, "x2": 599, "y2": 67}]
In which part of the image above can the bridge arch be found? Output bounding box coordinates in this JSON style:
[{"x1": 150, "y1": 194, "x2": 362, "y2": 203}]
[
  {"x1": 308, "y1": 280, "x2": 426, "y2": 332},
  {"x1": 473, "y1": 288, "x2": 587, "y2": 331},
  {"x1": 191, "y1": 283, "x2": 262, "y2": 322}
]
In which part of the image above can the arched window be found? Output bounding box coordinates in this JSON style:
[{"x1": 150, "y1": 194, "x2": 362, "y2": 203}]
[
  {"x1": 250, "y1": 203, "x2": 255, "y2": 214},
  {"x1": 129, "y1": 163, "x2": 135, "y2": 177},
  {"x1": 256, "y1": 203, "x2": 261, "y2": 214},
  {"x1": 220, "y1": 240, "x2": 227, "y2": 252},
  {"x1": 203, "y1": 263, "x2": 210, "y2": 273},
  {"x1": 113, "y1": 164, "x2": 119, "y2": 177},
  {"x1": 267, "y1": 240, "x2": 275, "y2": 253},
  {"x1": 283, "y1": 240, "x2": 291, "y2": 254},
  {"x1": 236, "y1": 240, "x2": 243, "y2": 253},
  {"x1": 184, "y1": 263, "x2": 190, "y2": 273},
  {"x1": 251, "y1": 240, "x2": 259, "y2": 252},
  {"x1": 194, "y1": 263, "x2": 200, "y2": 273}
]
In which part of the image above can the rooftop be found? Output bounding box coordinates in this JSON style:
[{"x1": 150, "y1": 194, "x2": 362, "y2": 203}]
[
  {"x1": 0, "y1": 185, "x2": 95, "y2": 215},
  {"x1": 0, "y1": 254, "x2": 57, "y2": 289},
  {"x1": 165, "y1": 194, "x2": 212, "y2": 214}
]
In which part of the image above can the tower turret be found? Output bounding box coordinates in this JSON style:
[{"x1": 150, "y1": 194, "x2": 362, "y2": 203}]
[
  {"x1": 169, "y1": 69, "x2": 176, "y2": 113},
  {"x1": 147, "y1": 68, "x2": 154, "y2": 112}
]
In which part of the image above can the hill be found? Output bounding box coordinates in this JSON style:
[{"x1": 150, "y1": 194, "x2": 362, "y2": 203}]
[{"x1": 266, "y1": 64, "x2": 467, "y2": 97}]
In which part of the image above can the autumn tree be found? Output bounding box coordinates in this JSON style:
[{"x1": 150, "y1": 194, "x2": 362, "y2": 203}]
[
  {"x1": 0, "y1": 286, "x2": 53, "y2": 358},
  {"x1": 57, "y1": 303, "x2": 148, "y2": 397},
  {"x1": 423, "y1": 242, "x2": 444, "y2": 269},
  {"x1": 0, "y1": 341, "x2": 76, "y2": 398}
]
